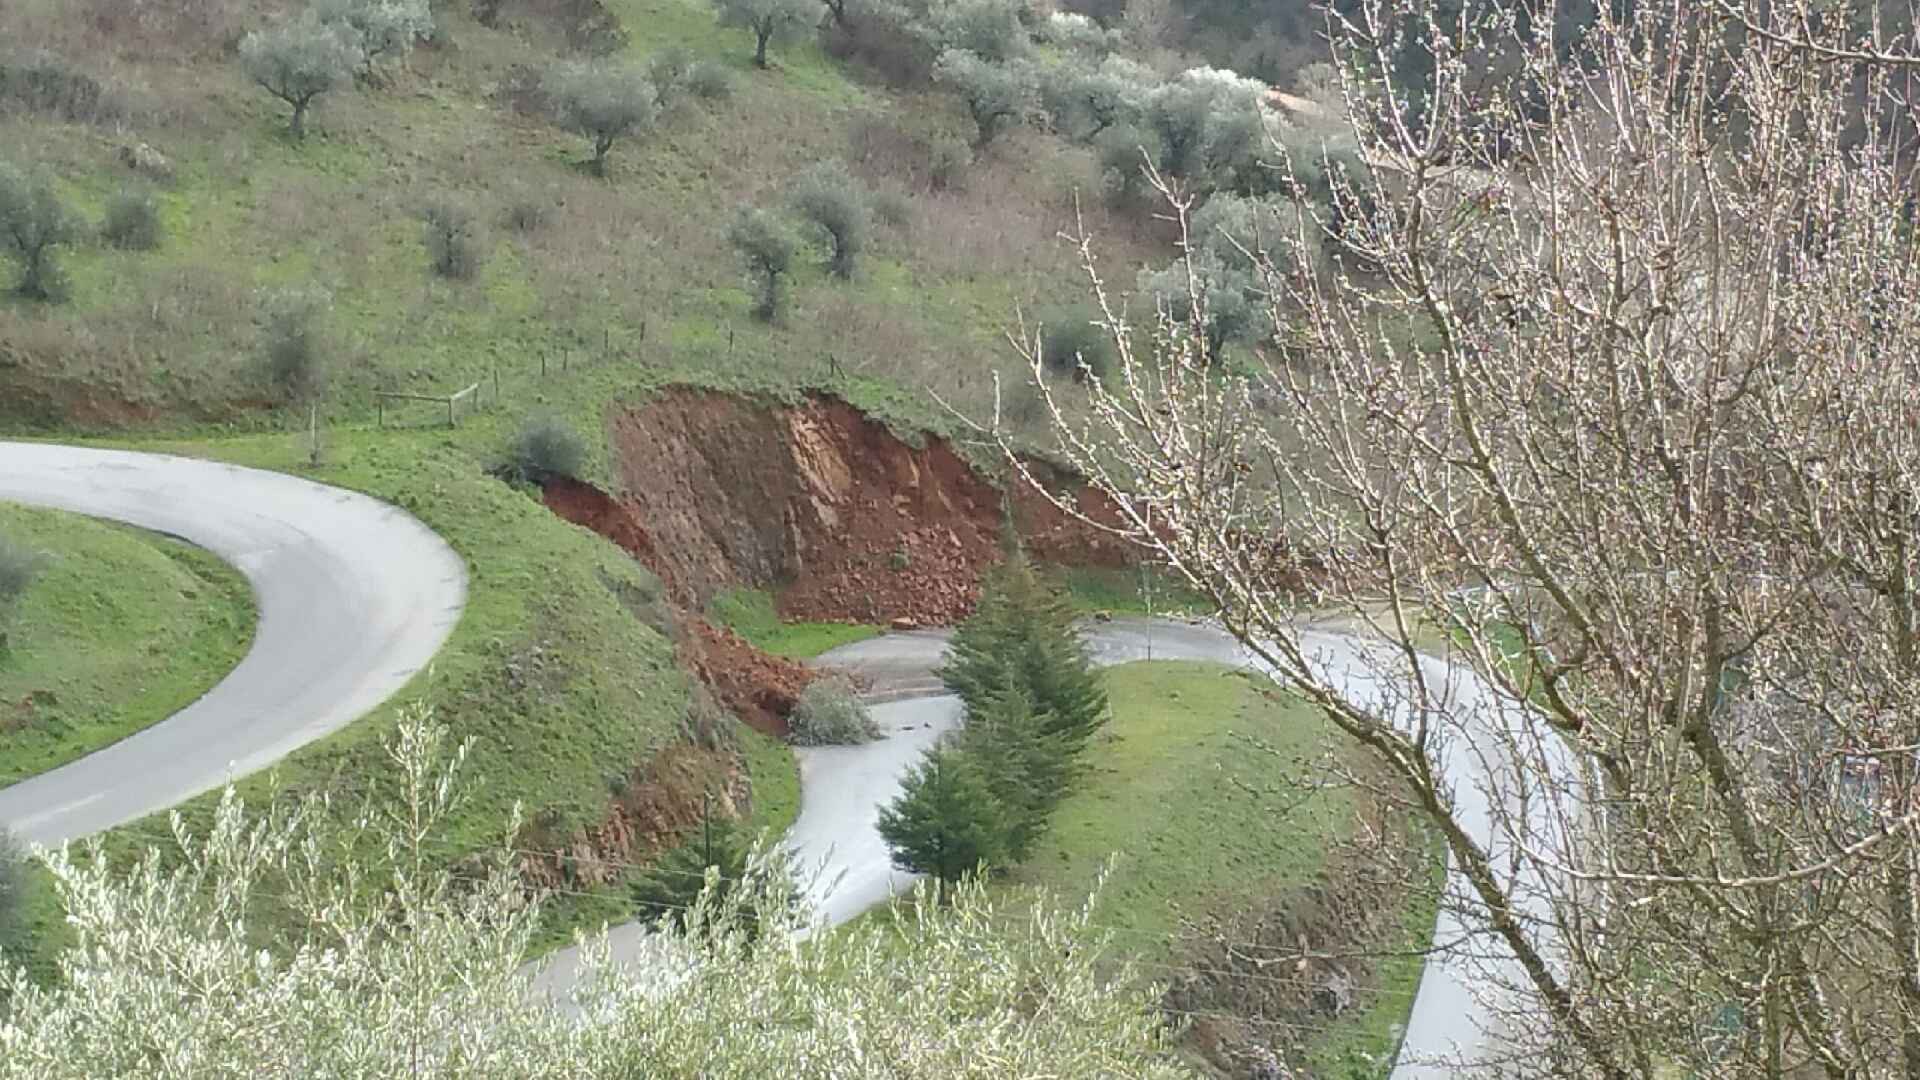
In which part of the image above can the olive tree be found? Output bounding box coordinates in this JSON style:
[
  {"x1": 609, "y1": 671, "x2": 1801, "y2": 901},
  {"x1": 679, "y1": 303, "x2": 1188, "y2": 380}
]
[
  {"x1": 1012, "y1": 1, "x2": 1920, "y2": 1075},
  {"x1": 1037, "y1": 53, "x2": 1152, "y2": 141},
  {"x1": 238, "y1": 14, "x2": 362, "y2": 141},
  {"x1": 1139, "y1": 66, "x2": 1277, "y2": 194},
  {"x1": 933, "y1": 49, "x2": 1035, "y2": 149},
  {"x1": 728, "y1": 207, "x2": 796, "y2": 321},
  {"x1": 0, "y1": 711, "x2": 1185, "y2": 1078},
  {"x1": 0, "y1": 163, "x2": 75, "y2": 303},
  {"x1": 789, "y1": 161, "x2": 869, "y2": 279},
  {"x1": 714, "y1": 0, "x2": 818, "y2": 69},
  {"x1": 542, "y1": 61, "x2": 660, "y2": 176},
  {"x1": 312, "y1": 0, "x2": 433, "y2": 78}
]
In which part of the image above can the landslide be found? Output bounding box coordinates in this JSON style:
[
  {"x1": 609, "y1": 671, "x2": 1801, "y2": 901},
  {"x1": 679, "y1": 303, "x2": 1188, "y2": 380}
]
[{"x1": 545, "y1": 388, "x2": 1133, "y2": 628}]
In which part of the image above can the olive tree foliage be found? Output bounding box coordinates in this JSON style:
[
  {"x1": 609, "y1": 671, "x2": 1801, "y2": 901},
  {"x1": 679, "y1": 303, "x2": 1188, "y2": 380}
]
[
  {"x1": 0, "y1": 163, "x2": 75, "y2": 303},
  {"x1": 1037, "y1": 53, "x2": 1153, "y2": 141},
  {"x1": 714, "y1": 0, "x2": 819, "y2": 68},
  {"x1": 311, "y1": 0, "x2": 434, "y2": 78},
  {"x1": 934, "y1": 48, "x2": 1037, "y2": 148},
  {"x1": 1008, "y1": 1, "x2": 1920, "y2": 1075},
  {"x1": 789, "y1": 160, "x2": 870, "y2": 279},
  {"x1": 238, "y1": 13, "x2": 362, "y2": 140},
  {"x1": 728, "y1": 207, "x2": 796, "y2": 320},
  {"x1": 542, "y1": 61, "x2": 660, "y2": 176},
  {"x1": 0, "y1": 711, "x2": 1185, "y2": 1078}
]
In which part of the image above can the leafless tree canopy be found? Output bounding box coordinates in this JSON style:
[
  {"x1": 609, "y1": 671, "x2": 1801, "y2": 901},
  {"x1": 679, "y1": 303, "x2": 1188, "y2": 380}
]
[{"x1": 1015, "y1": 1, "x2": 1920, "y2": 1075}]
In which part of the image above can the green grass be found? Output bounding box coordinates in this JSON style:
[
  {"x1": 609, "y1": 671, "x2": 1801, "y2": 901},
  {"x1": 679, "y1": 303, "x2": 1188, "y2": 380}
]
[
  {"x1": 709, "y1": 587, "x2": 880, "y2": 659},
  {"x1": 0, "y1": 502, "x2": 255, "y2": 786},
  {"x1": 57, "y1": 426, "x2": 694, "y2": 950},
  {"x1": 1056, "y1": 565, "x2": 1214, "y2": 619},
  {"x1": 994, "y1": 661, "x2": 1354, "y2": 944},
  {"x1": 740, "y1": 723, "x2": 801, "y2": 837},
  {"x1": 862, "y1": 660, "x2": 1435, "y2": 1074}
]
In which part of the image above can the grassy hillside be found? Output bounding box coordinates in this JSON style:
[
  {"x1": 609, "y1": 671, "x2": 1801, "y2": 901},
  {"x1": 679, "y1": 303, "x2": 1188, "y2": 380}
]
[
  {"x1": 0, "y1": 502, "x2": 255, "y2": 786},
  {"x1": 0, "y1": 0, "x2": 1158, "y2": 454}
]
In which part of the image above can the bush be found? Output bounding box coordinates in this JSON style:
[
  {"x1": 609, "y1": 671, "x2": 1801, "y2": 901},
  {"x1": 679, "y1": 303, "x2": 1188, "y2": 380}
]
[
  {"x1": 507, "y1": 416, "x2": 586, "y2": 483},
  {"x1": 1036, "y1": 304, "x2": 1115, "y2": 379},
  {"x1": 0, "y1": 532, "x2": 41, "y2": 620},
  {"x1": 101, "y1": 189, "x2": 162, "y2": 251},
  {"x1": 685, "y1": 60, "x2": 735, "y2": 101},
  {"x1": 420, "y1": 200, "x2": 485, "y2": 280},
  {"x1": 0, "y1": 53, "x2": 111, "y2": 123},
  {"x1": 927, "y1": 134, "x2": 972, "y2": 191},
  {"x1": 789, "y1": 161, "x2": 869, "y2": 279},
  {"x1": 0, "y1": 163, "x2": 76, "y2": 303},
  {"x1": 788, "y1": 676, "x2": 881, "y2": 746},
  {"x1": 645, "y1": 46, "x2": 694, "y2": 112},
  {"x1": 259, "y1": 287, "x2": 331, "y2": 404},
  {"x1": 629, "y1": 806, "x2": 768, "y2": 939},
  {"x1": 503, "y1": 194, "x2": 552, "y2": 233},
  {"x1": 868, "y1": 185, "x2": 913, "y2": 231}
]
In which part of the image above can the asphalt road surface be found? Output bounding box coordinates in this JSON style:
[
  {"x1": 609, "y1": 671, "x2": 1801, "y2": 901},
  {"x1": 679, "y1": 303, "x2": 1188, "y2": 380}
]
[
  {"x1": 0, "y1": 442, "x2": 466, "y2": 845},
  {"x1": 534, "y1": 617, "x2": 1564, "y2": 1076}
]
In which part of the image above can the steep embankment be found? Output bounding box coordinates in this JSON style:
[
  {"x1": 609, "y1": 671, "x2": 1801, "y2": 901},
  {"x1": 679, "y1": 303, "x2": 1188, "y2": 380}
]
[{"x1": 546, "y1": 389, "x2": 1133, "y2": 627}]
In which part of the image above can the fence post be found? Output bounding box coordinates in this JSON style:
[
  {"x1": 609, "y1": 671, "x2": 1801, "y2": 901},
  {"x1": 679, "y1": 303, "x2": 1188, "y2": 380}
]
[
  {"x1": 378, "y1": 396, "x2": 385, "y2": 429},
  {"x1": 493, "y1": 364, "x2": 500, "y2": 407},
  {"x1": 448, "y1": 394, "x2": 457, "y2": 429}
]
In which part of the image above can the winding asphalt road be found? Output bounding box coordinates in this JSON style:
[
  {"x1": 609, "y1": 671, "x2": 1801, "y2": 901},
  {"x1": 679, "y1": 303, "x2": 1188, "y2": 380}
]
[
  {"x1": 0, "y1": 442, "x2": 467, "y2": 846},
  {"x1": 536, "y1": 618, "x2": 1560, "y2": 1077},
  {"x1": 2, "y1": 441, "x2": 1548, "y2": 1075}
]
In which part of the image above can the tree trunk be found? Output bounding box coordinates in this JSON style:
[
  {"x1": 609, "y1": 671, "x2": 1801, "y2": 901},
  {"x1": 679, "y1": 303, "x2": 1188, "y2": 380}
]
[
  {"x1": 290, "y1": 100, "x2": 308, "y2": 142},
  {"x1": 755, "y1": 26, "x2": 771, "y2": 68}
]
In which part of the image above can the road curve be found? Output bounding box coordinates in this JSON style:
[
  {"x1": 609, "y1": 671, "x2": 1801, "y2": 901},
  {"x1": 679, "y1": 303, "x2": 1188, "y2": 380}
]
[
  {"x1": 0, "y1": 442, "x2": 467, "y2": 846},
  {"x1": 534, "y1": 617, "x2": 1555, "y2": 1076}
]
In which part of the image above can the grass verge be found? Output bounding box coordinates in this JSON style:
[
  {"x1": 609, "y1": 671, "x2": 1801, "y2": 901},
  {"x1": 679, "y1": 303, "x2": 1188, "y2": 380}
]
[
  {"x1": 709, "y1": 587, "x2": 880, "y2": 659},
  {"x1": 0, "y1": 502, "x2": 255, "y2": 787}
]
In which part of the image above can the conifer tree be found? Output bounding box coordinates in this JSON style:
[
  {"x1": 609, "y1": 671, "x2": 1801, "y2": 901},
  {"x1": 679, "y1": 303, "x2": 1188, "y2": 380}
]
[
  {"x1": 877, "y1": 746, "x2": 1008, "y2": 884},
  {"x1": 939, "y1": 553, "x2": 1108, "y2": 753}
]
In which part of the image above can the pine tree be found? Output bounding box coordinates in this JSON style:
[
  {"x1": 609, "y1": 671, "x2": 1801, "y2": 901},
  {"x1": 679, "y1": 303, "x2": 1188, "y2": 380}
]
[
  {"x1": 950, "y1": 686, "x2": 1068, "y2": 861},
  {"x1": 940, "y1": 553, "x2": 1109, "y2": 752},
  {"x1": 630, "y1": 793, "x2": 754, "y2": 936},
  {"x1": 877, "y1": 747, "x2": 1009, "y2": 884}
]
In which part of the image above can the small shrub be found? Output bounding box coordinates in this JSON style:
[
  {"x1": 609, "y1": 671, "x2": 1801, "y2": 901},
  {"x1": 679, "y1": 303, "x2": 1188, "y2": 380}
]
[
  {"x1": 0, "y1": 53, "x2": 111, "y2": 123},
  {"x1": 504, "y1": 195, "x2": 552, "y2": 233},
  {"x1": 927, "y1": 134, "x2": 972, "y2": 191},
  {"x1": 101, "y1": 190, "x2": 162, "y2": 251},
  {"x1": 1036, "y1": 304, "x2": 1114, "y2": 379},
  {"x1": 869, "y1": 184, "x2": 914, "y2": 231},
  {"x1": 420, "y1": 200, "x2": 485, "y2": 280},
  {"x1": 0, "y1": 532, "x2": 42, "y2": 618},
  {"x1": 789, "y1": 676, "x2": 881, "y2": 746},
  {"x1": 685, "y1": 60, "x2": 735, "y2": 101},
  {"x1": 259, "y1": 287, "x2": 331, "y2": 404},
  {"x1": 508, "y1": 416, "x2": 586, "y2": 483},
  {"x1": 646, "y1": 46, "x2": 694, "y2": 111}
]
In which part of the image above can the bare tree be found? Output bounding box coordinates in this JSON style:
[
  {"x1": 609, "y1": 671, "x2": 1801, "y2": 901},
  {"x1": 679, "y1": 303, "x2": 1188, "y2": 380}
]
[{"x1": 1008, "y1": 2, "x2": 1920, "y2": 1075}]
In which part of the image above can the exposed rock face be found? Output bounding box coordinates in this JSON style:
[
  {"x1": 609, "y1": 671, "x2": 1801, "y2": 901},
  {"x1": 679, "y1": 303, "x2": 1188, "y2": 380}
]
[{"x1": 578, "y1": 388, "x2": 1134, "y2": 626}]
